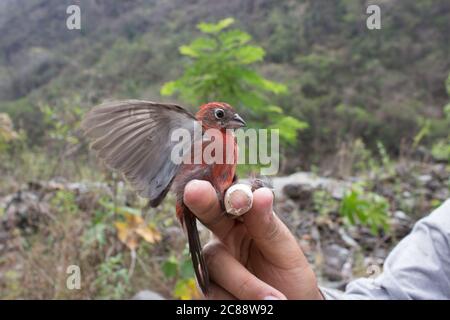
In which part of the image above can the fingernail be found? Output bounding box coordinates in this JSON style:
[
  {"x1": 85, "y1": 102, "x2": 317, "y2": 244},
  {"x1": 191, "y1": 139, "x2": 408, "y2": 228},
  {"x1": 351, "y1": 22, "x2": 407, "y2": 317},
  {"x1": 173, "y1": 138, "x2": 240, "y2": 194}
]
[
  {"x1": 185, "y1": 179, "x2": 198, "y2": 188},
  {"x1": 186, "y1": 179, "x2": 209, "y2": 191},
  {"x1": 190, "y1": 179, "x2": 201, "y2": 185},
  {"x1": 263, "y1": 295, "x2": 280, "y2": 300}
]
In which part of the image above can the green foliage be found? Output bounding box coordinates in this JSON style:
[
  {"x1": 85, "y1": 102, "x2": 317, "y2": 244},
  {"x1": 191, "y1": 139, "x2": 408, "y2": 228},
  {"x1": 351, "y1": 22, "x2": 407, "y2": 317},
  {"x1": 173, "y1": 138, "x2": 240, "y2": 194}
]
[
  {"x1": 313, "y1": 189, "x2": 339, "y2": 217},
  {"x1": 40, "y1": 98, "x2": 84, "y2": 149},
  {"x1": 413, "y1": 119, "x2": 431, "y2": 149},
  {"x1": 340, "y1": 186, "x2": 391, "y2": 235},
  {"x1": 336, "y1": 138, "x2": 376, "y2": 176},
  {"x1": 197, "y1": 18, "x2": 235, "y2": 34},
  {"x1": 161, "y1": 17, "x2": 307, "y2": 145},
  {"x1": 446, "y1": 74, "x2": 450, "y2": 97},
  {"x1": 0, "y1": 112, "x2": 21, "y2": 154},
  {"x1": 432, "y1": 140, "x2": 450, "y2": 162},
  {"x1": 94, "y1": 254, "x2": 130, "y2": 299},
  {"x1": 162, "y1": 252, "x2": 194, "y2": 280},
  {"x1": 445, "y1": 104, "x2": 450, "y2": 120},
  {"x1": 82, "y1": 198, "x2": 113, "y2": 249},
  {"x1": 50, "y1": 190, "x2": 79, "y2": 216},
  {"x1": 162, "y1": 246, "x2": 198, "y2": 300},
  {"x1": 376, "y1": 141, "x2": 392, "y2": 171},
  {"x1": 431, "y1": 73, "x2": 450, "y2": 162},
  {"x1": 1, "y1": 2, "x2": 449, "y2": 162}
]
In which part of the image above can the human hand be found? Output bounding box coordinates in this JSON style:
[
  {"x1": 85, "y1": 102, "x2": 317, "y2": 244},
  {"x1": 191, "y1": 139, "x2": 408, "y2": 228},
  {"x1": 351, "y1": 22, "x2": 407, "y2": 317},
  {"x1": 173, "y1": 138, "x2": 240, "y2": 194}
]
[{"x1": 183, "y1": 180, "x2": 324, "y2": 300}]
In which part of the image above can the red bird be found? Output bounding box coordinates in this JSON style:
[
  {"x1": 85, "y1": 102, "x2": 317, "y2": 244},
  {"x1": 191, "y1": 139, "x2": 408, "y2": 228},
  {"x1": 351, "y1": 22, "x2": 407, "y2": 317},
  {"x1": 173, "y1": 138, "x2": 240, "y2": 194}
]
[{"x1": 81, "y1": 100, "x2": 246, "y2": 295}]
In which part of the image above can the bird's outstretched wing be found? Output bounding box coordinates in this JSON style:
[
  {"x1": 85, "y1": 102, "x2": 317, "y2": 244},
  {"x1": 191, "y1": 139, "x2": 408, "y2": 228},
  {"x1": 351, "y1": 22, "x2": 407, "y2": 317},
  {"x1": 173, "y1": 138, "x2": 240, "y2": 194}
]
[{"x1": 81, "y1": 100, "x2": 199, "y2": 206}]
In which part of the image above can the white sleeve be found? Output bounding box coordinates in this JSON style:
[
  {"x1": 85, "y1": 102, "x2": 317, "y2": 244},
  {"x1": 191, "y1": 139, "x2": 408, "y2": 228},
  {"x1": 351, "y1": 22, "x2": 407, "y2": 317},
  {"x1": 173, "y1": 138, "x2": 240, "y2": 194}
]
[{"x1": 320, "y1": 199, "x2": 450, "y2": 300}]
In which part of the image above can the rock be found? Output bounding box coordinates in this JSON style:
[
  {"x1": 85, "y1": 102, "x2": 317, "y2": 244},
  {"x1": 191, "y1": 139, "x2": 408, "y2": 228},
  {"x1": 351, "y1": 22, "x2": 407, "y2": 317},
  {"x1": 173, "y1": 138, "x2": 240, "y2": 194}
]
[
  {"x1": 296, "y1": 215, "x2": 316, "y2": 238},
  {"x1": 393, "y1": 210, "x2": 409, "y2": 221},
  {"x1": 322, "y1": 244, "x2": 351, "y2": 281},
  {"x1": 272, "y1": 172, "x2": 351, "y2": 200},
  {"x1": 131, "y1": 290, "x2": 165, "y2": 300},
  {"x1": 434, "y1": 189, "x2": 450, "y2": 201},
  {"x1": 2, "y1": 191, "x2": 50, "y2": 231},
  {"x1": 402, "y1": 191, "x2": 412, "y2": 198},
  {"x1": 275, "y1": 199, "x2": 297, "y2": 216},
  {"x1": 417, "y1": 174, "x2": 432, "y2": 185},
  {"x1": 163, "y1": 226, "x2": 185, "y2": 250},
  {"x1": 391, "y1": 210, "x2": 413, "y2": 238},
  {"x1": 338, "y1": 227, "x2": 359, "y2": 248},
  {"x1": 372, "y1": 248, "x2": 388, "y2": 260},
  {"x1": 431, "y1": 164, "x2": 449, "y2": 181},
  {"x1": 282, "y1": 183, "x2": 314, "y2": 203},
  {"x1": 0, "y1": 231, "x2": 8, "y2": 242}
]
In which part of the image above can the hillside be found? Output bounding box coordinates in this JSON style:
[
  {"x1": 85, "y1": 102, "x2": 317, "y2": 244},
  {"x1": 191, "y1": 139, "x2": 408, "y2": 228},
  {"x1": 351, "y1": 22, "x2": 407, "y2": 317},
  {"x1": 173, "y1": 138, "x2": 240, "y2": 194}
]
[{"x1": 1, "y1": 0, "x2": 449, "y2": 170}]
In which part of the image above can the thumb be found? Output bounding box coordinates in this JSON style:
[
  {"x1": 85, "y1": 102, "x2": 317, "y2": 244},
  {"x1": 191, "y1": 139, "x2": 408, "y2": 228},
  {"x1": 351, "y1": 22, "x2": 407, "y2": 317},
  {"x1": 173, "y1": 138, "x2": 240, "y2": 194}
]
[{"x1": 242, "y1": 188, "x2": 308, "y2": 269}]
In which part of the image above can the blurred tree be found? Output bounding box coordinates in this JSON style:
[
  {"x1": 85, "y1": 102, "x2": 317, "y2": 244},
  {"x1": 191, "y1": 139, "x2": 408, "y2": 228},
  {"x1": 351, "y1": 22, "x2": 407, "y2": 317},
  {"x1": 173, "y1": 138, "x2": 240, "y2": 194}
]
[
  {"x1": 0, "y1": 112, "x2": 19, "y2": 152},
  {"x1": 161, "y1": 18, "x2": 307, "y2": 144},
  {"x1": 431, "y1": 73, "x2": 450, "y2": 162}
]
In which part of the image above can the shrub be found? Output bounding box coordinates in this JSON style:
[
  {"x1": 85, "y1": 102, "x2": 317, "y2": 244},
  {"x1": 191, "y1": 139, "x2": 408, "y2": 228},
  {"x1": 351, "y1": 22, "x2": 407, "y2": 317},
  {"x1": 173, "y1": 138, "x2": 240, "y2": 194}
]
[{"x1": 339, "y1": 186, "x2": 391, "y2": 235}]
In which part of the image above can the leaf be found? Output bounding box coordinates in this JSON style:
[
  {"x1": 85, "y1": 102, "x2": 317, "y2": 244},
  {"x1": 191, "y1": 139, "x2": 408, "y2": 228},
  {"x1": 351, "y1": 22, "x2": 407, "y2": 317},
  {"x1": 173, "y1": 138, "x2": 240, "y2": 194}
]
[
  {"x1": 270, "y1": 116, "x2": 308, "y2": 144},
  {"x1": 233, "y1": 45, "x2": 265, "y2": 64},
  {"x1": 179, "y1": 45, "x2": 199, "y2": 58},
  {"x1": 98, "y1": 199, "x2": 141, "y2": 216},
  {"x1": 431, "y1": 139, "x2": 450, "y2": 161},
  {"x1": 135, "y1": 222, "x2": 161, "y2": 244},
  {"x1": 266, "y1": 105, "x2": 283, "y2": 114},
  {"x1": 339, "y1": 188, "x2": 391, "y2": 236},
  {"x1": 180, "y1": 259, "x2": 195, "y2": 278},
  {"x1": 239, "y1": 69, "x2": 287, "y2": 94},
  {"x1": 187, "y1": 37, "x2": 218, "y2": 52},
  {"x1": 161, "y1": 81, "x2": 179, "y2": 96},
  {"x1": 219, "y1": 29, "x2": 251, "y2": 48},
  {"x1": 114, "y1": 212, "x2": 161, "y2": 250},
  {"x1": 197, "y1": 17, "x2": 235, "y2": 34},
  {"x1": 260, "y1": 79, "x2": 288, "y2": 94},
  {"x1": 236, "y1": 90, "x2": 267, "y2": 110},
  {"x1": 162, "y1": 256, "x2": 179, "y2": 279},
  {"x1": 115, "y1": 221, "x2": 139, "y2": 251},
  {"x1": 173, "y1": 278, "x2": 201, "y2": 300}
]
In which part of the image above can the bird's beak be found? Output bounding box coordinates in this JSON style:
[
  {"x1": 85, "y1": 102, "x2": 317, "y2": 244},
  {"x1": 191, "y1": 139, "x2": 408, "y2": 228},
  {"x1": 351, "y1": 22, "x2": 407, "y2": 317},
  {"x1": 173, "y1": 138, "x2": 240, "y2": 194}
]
[{"x1": 229, "y1": 113, "x2": 246, "y2": 128}]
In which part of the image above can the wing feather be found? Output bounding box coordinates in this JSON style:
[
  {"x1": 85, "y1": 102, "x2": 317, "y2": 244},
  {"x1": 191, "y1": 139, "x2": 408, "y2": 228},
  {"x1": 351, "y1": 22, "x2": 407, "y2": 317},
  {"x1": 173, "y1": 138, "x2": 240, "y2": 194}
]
[{"x1": 81, "y1": 100, "x2": 198, "y2": 203}]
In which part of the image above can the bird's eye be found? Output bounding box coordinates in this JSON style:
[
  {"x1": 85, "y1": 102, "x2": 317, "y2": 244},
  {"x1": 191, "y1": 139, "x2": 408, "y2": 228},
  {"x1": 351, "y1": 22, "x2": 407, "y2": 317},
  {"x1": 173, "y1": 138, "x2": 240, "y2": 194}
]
[{"x1": 214, "y1": 108, "x2": 225, "y2": 119}]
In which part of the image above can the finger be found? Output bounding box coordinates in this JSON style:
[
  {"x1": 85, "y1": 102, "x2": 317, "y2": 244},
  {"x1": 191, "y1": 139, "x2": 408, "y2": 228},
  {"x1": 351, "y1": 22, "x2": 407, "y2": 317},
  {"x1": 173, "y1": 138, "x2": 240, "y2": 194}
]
[
  {"x1": 184, "y1": 180, "x2": 235, "y2": 239},
  {"x1": 243, "y1": 188, "x2": 307, "y2": 269},
  {"x1": 206, "y1": 282, "x2": 236, "y2": 300},
  {"x1": 204, "y1": 242, "x2": 286, "y2": 300}
]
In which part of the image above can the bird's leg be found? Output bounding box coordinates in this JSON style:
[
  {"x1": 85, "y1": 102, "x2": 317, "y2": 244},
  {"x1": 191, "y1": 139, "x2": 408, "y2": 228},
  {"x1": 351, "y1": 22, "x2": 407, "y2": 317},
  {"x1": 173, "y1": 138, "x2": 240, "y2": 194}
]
[
  {"x1": 218, "y1": 190, "x2": 226, "y2": 213},
  {"x1": 248, "y1": 176, "x2": 273, "y2": 192}
]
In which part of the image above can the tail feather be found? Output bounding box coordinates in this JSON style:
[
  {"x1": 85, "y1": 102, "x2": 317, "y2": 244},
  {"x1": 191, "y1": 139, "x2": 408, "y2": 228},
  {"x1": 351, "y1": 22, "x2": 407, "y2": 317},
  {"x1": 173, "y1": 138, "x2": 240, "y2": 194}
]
[{"x1": 180, "y1": 204, "x2": 210, "y2": 296}]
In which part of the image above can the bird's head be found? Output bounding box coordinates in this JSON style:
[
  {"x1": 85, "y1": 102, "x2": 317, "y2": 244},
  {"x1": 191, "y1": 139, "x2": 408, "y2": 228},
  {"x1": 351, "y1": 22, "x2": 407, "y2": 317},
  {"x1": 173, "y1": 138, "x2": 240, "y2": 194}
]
[{"x1": 196, "y1": 102, "x2": 246, "y2": 130}]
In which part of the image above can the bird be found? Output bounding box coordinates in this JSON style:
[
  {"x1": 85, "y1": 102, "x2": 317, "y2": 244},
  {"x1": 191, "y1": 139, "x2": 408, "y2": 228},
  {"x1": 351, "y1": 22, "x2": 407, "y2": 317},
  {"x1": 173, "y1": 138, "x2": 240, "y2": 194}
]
[{"x1": 81, "y1": 100, "x2": 246, "y2": 295}]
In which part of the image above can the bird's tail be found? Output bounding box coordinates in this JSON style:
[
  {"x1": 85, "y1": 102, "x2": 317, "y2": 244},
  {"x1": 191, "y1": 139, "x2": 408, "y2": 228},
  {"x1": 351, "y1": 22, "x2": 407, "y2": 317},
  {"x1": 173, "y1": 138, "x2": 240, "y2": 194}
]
[{"x1": 177, "y1": 203, "x2": 210, "y2": 296}]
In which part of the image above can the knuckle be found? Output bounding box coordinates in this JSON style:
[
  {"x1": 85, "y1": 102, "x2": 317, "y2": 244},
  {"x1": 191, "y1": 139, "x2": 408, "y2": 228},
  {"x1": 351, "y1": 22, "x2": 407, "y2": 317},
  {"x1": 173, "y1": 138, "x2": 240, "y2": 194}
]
[
  {"x1": 262, "y1": 213, "x2": 281, "y2": 241},
  {"x1": 203, "y1": 242, "x2": 222, "y2": 268},
  {"x1": 236, "y1": 276, "x2": 254, "y2": 299}
]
